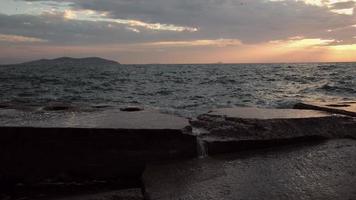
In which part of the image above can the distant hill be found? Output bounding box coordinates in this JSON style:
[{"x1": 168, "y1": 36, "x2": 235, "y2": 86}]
[{"x1": 2, "y1": 57, "x2": 120, "y2": 67}]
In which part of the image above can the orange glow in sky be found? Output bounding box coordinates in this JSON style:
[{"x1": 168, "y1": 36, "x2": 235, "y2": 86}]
[
  {"x1": 0, "y1": 0, "x2": 355, "y2": 64},
  {"x1": 1, "y1": 37, "x2": 355, "y2": 64}
]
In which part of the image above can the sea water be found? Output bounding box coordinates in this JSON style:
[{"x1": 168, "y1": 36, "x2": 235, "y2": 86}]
[{"x1": 0, "y1": 63, "x2": 355, "y2": 117}]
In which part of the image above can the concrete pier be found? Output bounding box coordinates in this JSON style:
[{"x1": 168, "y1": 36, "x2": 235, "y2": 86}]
[{"x1": 1, "y1": 104, "x2": 356, "y2": 199}]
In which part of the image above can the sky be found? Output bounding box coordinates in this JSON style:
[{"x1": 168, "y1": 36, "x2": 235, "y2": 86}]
[{"x1": 0, "y1": 0, "x2": 355, "y2": 64}]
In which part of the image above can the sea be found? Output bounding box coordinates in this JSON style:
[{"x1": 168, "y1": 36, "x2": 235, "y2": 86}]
[{"x1": 0, "y1": 62, "x2": 355, "y2": 118}]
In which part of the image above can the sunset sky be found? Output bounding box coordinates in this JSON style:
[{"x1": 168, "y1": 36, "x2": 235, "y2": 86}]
[{"x1": 0, "y1": 0, "x2": 355, "y2": 64}]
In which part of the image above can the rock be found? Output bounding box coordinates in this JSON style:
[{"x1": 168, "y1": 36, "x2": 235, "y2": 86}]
[
  {"x1": 120, "y1": 106, "x2": 144, "y2": 112},
  {"x1": 0, "y1": 102, "x2": 40, "y2": 111},
  {"x1": 143, "y1": 139, "x2": 356, "y2": 200},
  {"x1": 190, "y1": 107, "x2": 356, "y2": 155},
  {"x1": 0, "y1": 109, "x2": 196, "y2": 189},
  {"x1": 91, "y1": 104, "x2": 113, "y2": 109},
  {"x1": 294, "y1": 101, "x2": 356, "y2": 117},
  {"x1": 42, "y1": 102, "x2": 77, "y2": 111},
  {"x1": 0, "y1": 102, "x2": 10, "y2": 109}
]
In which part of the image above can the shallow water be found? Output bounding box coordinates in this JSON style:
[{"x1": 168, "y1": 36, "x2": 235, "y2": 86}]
[{"x1": 0, "y1": 63, "x2": 355, "y2": 117}]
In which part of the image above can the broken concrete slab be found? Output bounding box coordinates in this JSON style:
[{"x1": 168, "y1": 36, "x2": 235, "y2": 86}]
[
  {"x1": 190, "y1": 107, "x2": 356, "y2": 154},
  {"x1": 205, "y1": 107, "x2": 332, "y2": 119},
  {"x1": 294, "y1": 101, "x2": 356, "y2": 117},
  {"x1": 0, "y1": 109, "x2": 196, "y2": 189},
  {"x1": 143, "y1": 139, "x2": 356, "y2": 200}
]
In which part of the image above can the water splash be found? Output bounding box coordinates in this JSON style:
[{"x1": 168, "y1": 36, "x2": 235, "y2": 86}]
[
  {"x1": 197, "y1": 137, "x2": 207, "y2": 158},
  {"x1": 192, "y1": 127, "x2": 208, "y2": 158}
]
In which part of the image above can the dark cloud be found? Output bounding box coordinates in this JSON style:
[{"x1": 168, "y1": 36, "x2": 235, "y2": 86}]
[
  {"x1": 3, "y1": 0, "x2": 356, "y2": 46},
  {"x1": 0, "y1": 12, "x2": 200, "y2": 45}
]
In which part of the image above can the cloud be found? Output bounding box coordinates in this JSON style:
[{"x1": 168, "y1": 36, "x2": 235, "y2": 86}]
[
  {"x1": 330, "y1": 1, "x2": 355, "y2": 9},
  {"x1": 0, "y1": 33, "x2": 47, "y2": 43},
  {"x1": 140, "y1": 39, "x2": 242, "y2": 48},
  {"x1": 0, "y1": 0, "x2": 355, "y2": 63},
  {"x1": 61, "y1": 9, "x2": 198, "y2": 32},
  {"x1": 0, "y1": 12, "x2": 200, "y2": 46},
  {"x1": 12, "y1": 0, "x2": 354, "y2": 45}
]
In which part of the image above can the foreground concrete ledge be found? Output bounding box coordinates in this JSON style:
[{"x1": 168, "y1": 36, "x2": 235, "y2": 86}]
[
  {"x1": 50, "y1": 188, "x2": 143, "y2": 200},
  {"x1": 294, "y1": 101, "x2": 356, "y2": 117},
  {"x1": 143, "y1": 139, "x2": 356, "y2": 200},
  {"x1": 2, "y1": 187, "x2": 143, "y2": 200},
  {"x1": 0, "y1": 109, "x2": 196, "y2": 189},
  {"x1": 191, "y1": 107, "x2": 356, "y2": 154}
]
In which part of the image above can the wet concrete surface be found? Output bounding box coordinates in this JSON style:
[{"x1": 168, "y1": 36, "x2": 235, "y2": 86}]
[
  {"x1": 143, "y1": 139, "x2": 356, "y2": 200},
  {"x1": 0, "y1": 108, "x2": 189, "y2": 130},
  {"x1": 206, "y1": 107, "x2": 331, "y2": 119},
  {"x1": 294, "y1": 101, "x2": 356, "y2": 117}
]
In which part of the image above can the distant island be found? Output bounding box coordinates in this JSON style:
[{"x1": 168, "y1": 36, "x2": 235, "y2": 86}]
[{"x1": 1, "y1": 57, "x2": 120, "y2": 67}]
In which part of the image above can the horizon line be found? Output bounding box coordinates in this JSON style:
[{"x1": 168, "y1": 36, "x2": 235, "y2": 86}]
[
  {"x1": 1, "y1": 57, "x2": 355, "y2": 66},
  {"x1": 122, "y1": 61, "x2": 356, "y2": 65}
]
